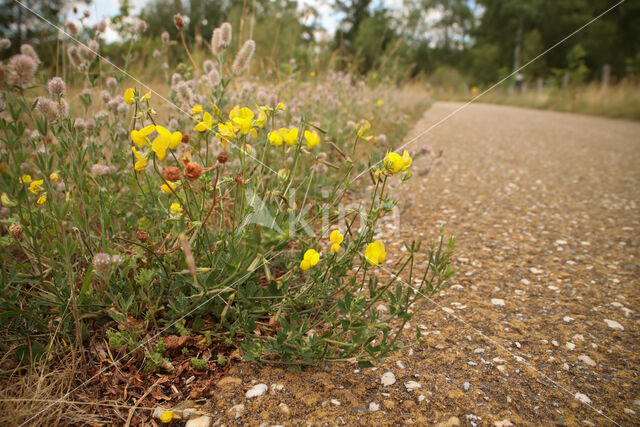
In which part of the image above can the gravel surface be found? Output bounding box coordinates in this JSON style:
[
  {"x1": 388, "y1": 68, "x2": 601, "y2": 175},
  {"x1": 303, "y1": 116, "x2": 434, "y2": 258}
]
[{"x1": 203, "y1": 102, "x2": 640, "y2": 425}]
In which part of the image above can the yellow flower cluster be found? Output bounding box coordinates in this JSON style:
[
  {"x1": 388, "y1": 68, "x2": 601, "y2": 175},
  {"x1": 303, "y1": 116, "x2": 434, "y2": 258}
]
[
  {"x1": 300, "y1": 249, "x2": 320, "y2": 271},
  {"x1": 18, "y1": 174, "x2": 47, "y2": 205},
  {"x1": 130, "y1": 124, "x2": 182, "y2": 171},
  {"x1": 194, "y1": 104, "x2": 270, "y2": 149},
  {"x1": 382, "y1": 150, "x2": 412, "y2": 175},
  {"x1": 365, "y1": 240, "x2": 386, "y2": 266},
  {"x1": 268, "y1": 128, "x2": 319, "y2": 149},
  {"x1": 329, "y1": 229, "x2": 343, "y2": 253}
]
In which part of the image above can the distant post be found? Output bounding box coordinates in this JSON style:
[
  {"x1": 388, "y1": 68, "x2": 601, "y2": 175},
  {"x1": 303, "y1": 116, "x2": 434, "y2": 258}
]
[
  {"x1": 562, "y1": 73, "x2": 569, "y2": 91},
  {"x1": 601, "y1": 64, "x2": 611, "y2": 90}
]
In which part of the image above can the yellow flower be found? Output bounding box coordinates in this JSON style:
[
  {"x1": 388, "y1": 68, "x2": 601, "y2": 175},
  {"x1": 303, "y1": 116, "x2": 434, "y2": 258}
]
[
  {"x1": 356, "y1": 120, "x2": 373, "y2": 141},
  {"x1": 131, "y1": 125, "x2": 156, "y2": 149},
  {"x1": 330, "y1": 243, "x2": 340, "y2": 253},
  {"x1": 28, "y1": 179, "x2": 44, "y2": 194},
  {"x1": 377, "y1": 99, "x2": 383, "y2": 106},
  {"x1": 304, "y1": 130, "x2": 320, "y2": 149},
  {"x1": 159, "y1": 410, "x2": 175, "y2": 423},
  {"x1": 191, "y1": 105, "x2": 203, "y2": 115},
  {"x1": 364, "y1": 240, "x2": 386, "y2": 266},
  {"x1": 300, "y1": 248, "x2": 320, "y2": 271},
  {"x1": 383, "y1": 150, "x2": 412, "y2": 175},
  {"x1": 330, "y1": 229, "x2": 344, "y2": 245},
  {"x1": 140, "y1": 92, "x2": 151, "y2": 102},
  {"x1": 1, "y1": 192, "x2": 17, "y2": 207},
  {"x1": 373, "y1": 169, "x2": 383, "y2": 181},
  {"x1": 161, "y1": 181, "x2": 177, "y2": 194},
  {"x1": 170, "y1": 202, "x2": 183, "y2": 218},
  {"x1": 310, "y1": 71, "x2": 316, "y2": 77},
  {"x1": 49, "y1": 172, "x2": 59, "y2": 182},
  {"x1": 216, "y1": 121, "x2": 237, "y2": 148},
  {"x1": 277, "y1": 168, "x2": 289, "y2": 180},
  {"x1": 131, "y1": 146, "x2": 149, "y2": 171},
  {"x1": 471, "y1": 86, "x2": 478, "y2": 95},
  {"x1": 283, "y1": 128, "x2": 298, "y2": 146},
  {"x1": 230, "y1": 106, "x2": 257, "y2": 137},
  {"x1": 254, "y1": 105, "x2": 268, "y2": 128},
  {"x1": 194, "y1": 111, "x2": 214, "y2": 132},
  {"x1": 268, "y1": 129, "x2": 284, "y2": 147},
  {"x1": 275, "y1": 102, "x2": 286, "y2": 112},
  {"x1": 152, "y1": 125, "x2": 182, "y2": 161},
  {"x1": 124, "y1": 88, "x2": 134, "y2": 105},
  {"x1": 37, "y1": 194, "x2": 46, "y2": 205},
  {"x1": 19, "y1": 175, "x2": 32, "y2": 184}
]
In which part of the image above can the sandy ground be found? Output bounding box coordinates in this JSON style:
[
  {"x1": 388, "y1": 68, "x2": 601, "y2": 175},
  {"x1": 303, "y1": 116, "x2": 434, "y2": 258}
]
[{"x1": 206, "y1": 103, "x2": 640, "y2": 426}]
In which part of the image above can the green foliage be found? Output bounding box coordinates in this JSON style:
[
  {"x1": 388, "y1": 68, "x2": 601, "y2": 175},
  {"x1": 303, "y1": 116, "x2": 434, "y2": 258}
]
[{"x1": 190, "y1": 358, "x2": 208, "y2": 370}]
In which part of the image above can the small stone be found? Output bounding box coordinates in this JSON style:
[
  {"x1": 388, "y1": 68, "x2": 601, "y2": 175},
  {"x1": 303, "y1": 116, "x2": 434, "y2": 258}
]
[
  {"x1": 396, "y1": 360, "x2": 406, "y2": 369},
  {"x1": 497, "y1": 365, "x2": 506, "y2": 372},
  {"x1": 331, "y1": 399, "x2": 341, "y2": 406},
  {"x1": 623, "y1": 408, "x2": 636, "y2": 415},
  {"x1": 383, "y1": 400, "x2": 395, "y2": 410},
  {"x1": 369, "y1": 402, "x2": 380, "y2": 412},
  {"x1": 405, "y1": 381, "x2": 422, "y2": 392},
  {"x1": 604, "y1": 319, "x2": 624, "y2": 331},
  {"x1": 529, "y1": 267, "x2": 543, "y2": 274},
  {"x1": 438, "y1": 416, "x2": 461, "y2": 427},
  {"x1": 494, "y1": 420, "x2": 513, "y2": 427},
  {"x1": 402, "y1": 400, "x2": 416, "y2": 410},
  {"x1": 473, "y1": 348, "x2": 485, "y2": 354},
  {"x1": 554, "y1": 240, "x2": 568, "y2": 245},
  {"x1": 566, "y1": 342, "x2": 575, "y2": 350},
  {"x1": 216, "y1": 376, "x2": 242, "y2": 388},
  {"x1": 463, "y1": 382, "x2": 470, "y2": 391},
  {"x1": 573, "y1": 334, "x2": 584, "y2": 341},
  {"x1": 228, "y1": 404, "x2": 245, "y2": 419},
  {"x1": 563, "y1": 316, "x2": 574, "y2": 322},
  {"x1": 381, "y1": 371, "x2": 396, "y2": 386},
  {"x1": 245, "y1": 383, "x2": 268, "y2": 398},
  {"x1": 491, "y1": 298, "x2": 505, "y2": 307},
  {"x1": 279, "y1": 403, "x2": 291, "y2": 417},
  {"x1": 575, "y1": 392, "x2": 592, "y2": 404},
  {"x1": 271, "y1": 383, "x2": 285, "y2": 393},
  {"x1": 185, "y1": 416, "x2": 212, "y2": 427},
  {"x1": 442, "y1": 307, "x2": 455, "y2": 314},
  {"x1": 552, "y1": 340, "x2": 559, "y2": 347},
  {"x1": 578, "y1": 355, "x2": 596, "y2": 366},
  {"x1": 520, "y1": 278, "x2": 530, "y2": 285}
]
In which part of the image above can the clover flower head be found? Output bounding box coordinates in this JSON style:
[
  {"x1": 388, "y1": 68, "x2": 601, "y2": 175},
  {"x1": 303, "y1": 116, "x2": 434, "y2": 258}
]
[
  {"x1": 92, "y1": 252, "x2": 112, "y2": 274},
  {"x1": 221, "y1": 22, "x2": 232, "y2": 46},
  {"x1": 96, "y1": 19, "x2": 107, "y2": 33},
  {"x1": 6, "y1": 54, "x2": 37, "y2": 87},
  {"x1": 36, "y1": 97, "x2": 60, "y2": 122},
  {"x1": 20, "y1": 44, "x2": 40, "y2": 65},
  {"x1": 232, "y1": 40, "x2": 255, "y2": 75},
  {"x1": 161, "y1": 31, "x2": 170, "y2": 44},
  {"x1": 47, "y1": 77, "x2": 66, "y2": 97},
  {"x1": 0, "y1": 38, "x2": 11, "y2": 50}
]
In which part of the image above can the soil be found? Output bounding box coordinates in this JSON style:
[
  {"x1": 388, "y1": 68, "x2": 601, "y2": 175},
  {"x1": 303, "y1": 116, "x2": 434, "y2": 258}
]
[{"x1": 5, "y1": 102, "x2": 640, "y2": 426}]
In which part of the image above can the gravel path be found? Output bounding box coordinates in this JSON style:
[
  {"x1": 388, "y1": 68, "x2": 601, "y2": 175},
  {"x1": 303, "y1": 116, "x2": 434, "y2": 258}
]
[{"x1": 209, "y1": 102, "x2": 640, "y2": 426}]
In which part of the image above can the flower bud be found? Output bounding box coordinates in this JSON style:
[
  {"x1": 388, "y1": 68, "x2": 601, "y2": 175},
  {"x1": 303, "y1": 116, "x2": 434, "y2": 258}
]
[
  {"x1": 183, "y1": 162, "x2": 202, "y2": 181},
  {"x1": 163, "y1": 166, "x2": 181, "y2": 182}
]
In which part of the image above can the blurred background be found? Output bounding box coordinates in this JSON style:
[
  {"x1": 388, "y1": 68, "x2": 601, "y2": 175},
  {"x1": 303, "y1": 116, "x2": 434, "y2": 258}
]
[{"x1": 2, "y1": 0, "x2": 639, "y2": 119}]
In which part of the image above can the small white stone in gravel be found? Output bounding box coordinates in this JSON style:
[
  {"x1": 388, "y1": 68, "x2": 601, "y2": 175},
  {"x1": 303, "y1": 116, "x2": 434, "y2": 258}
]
[
  {"x1": 450, "y1": 284, "x2": 464, "y2": 290},
  {"x1": 573, "y1": 334, "x2": 584, "y2": 341},
  {"x1": 497, "y1": 365, "x2": 506, "y2": 372},
  {"x1": 381, "y1": 371, "x2": 396, "y2": 386},
  {"x1": 245, "y1": 384, "x2": 268, "y2": 398},
  {"x1": 473, "y1": 348, "x2": 485, "y2": 354},
  {"x1": 514, "y1": 342, "x2": 521, "y2": 348},
  {"x1": 369, "y1": 402, "x2": 380, "y2": 411},
  {"x1": 554, "y1": 240, "x2": 568, "y2": 245},
  {"x1": 463, "y1": 382, "x2": 470, "y2": 391},
  {"x1": 271, "y1": 383, "x2": 285, "y2": 392},
  {"x1": 405, "y1": 381, "x2": 422, "y2": 391},
  {"x1": 520, "y1": 278, "x2": 531, "y2": 285},
  {"x1": 604, "y1": 319, "x2": 624, "y2": 330},
  {"x1": 331, "y1": 399, "x2": 341, "y2": 406},
  {"x1": 578, "y1": 355, "x2": 596, "y2": 366},
  {"x1": 185, "y1": 416, "x2": 212, "y2": 427},
  {"x1": 442, "y1": 307, "x2": 455, "y2": 314},
  {"x1": 634, "y1": 400, "x2": 640, "y2": 407},
  {"x1": 611, "y1": 302, "x2": 623, "y2": 308},
  {"x1": 278, "y1": 403, "x2": 291, "y2": 416},
  {"x1": 494, "y1": 419, "x2": 513, "y2": 427},
  {"x1": 552, "y1": 340, "x2": 559, "y2": 347},
  {"x1": 396, "y1": 360, "x2": 406, "y2": 369},
  {"x1": 491, "y1": 298, "x2": 505, "y2": 307},
  {"x1": 575, "y1": 393, "x2": 592, "y2": 405},
  {"x1": 563, "y1": 363, "x2": 570, "y2": 371},
  {"x1": 229, "y1": 404, "x2": 245, "y2": 419},
  {"x1": 548, "y1": 285, "x2": 559, "y2": 291},
  {"x1": 418, "y1": 394, "x2": 426, "y2": 402},
  {"x1": 563, "y1": 316, "x2": 574, "y2": 322},
  {"x1": 624, "y1": 408, "x2": 636, "y2": 415},
  {"x1": 583, "y1": 421, "x2": 595, "y2": 427},
  {"x1": 566, "y1": 342, "x2": 575, "y2": 350},
  {"x1": 493, "y1": 357, "x2": 506, "y2": 363},
  {"x1": 529, "y1": 267, "x2": 543, "y2": 274}
]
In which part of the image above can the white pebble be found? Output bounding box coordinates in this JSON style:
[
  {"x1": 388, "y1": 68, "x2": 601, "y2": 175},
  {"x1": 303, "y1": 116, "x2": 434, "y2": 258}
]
[
  {"x1": 405, "y1": 381, "x2": 422, "y2": 392},
  {"x1": 575, "y1": 392, "x2": 592, "y2": 405},
  {"x1": 369, "y1": 402, "x2": 380, "y2": 411},
  {"x1": 604, "y1": 319, "x2": 624, "y2": 331},
  {"x1": 566, "y1": 342, "x2": 575, "y2": 350},
  {"x1": 245, "y1": 384, "x2": 268, "y2": 398},
  {"x1": 491, "y1": 298, "x2": 505, "y2": 307},
  {"x1": 381, "y1": 371, "x2": 396, "y2": 386},
  {"x1": 331, "y1": 399, "x2": 341, "y2": 406},
  {"x1": 578, "y1": 355, "x2": 596, "y2": 366}
]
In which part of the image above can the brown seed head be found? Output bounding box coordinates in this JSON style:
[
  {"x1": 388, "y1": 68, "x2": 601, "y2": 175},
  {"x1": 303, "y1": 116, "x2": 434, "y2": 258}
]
[
  {"x1": 217, "y1": 151, "x2": 228, "y2": 164},
  {"x1": 181, "y1": 133, "x2": 190, "y2": 144},
  {"x1": 235, "y1": 173, "x2": 244, "y2": 185},
  {"x1": 9, "y1": 223, "x2": 22, "y2": 238},
  {"x1": 163, "y1": 166, "x2": 180, "y2": 182},
  {"x1": 136, "y1": 230, "x2": 149, "y2": 242},
  {"x1": 184, "y1": 162, "x2": 202, "y2": 181},
  {"x1": 174, "y1": 14, "x2": 184, "y2": 30}
]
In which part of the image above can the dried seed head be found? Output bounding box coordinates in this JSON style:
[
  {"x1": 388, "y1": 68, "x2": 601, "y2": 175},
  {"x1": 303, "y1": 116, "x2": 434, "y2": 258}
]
[
  {"x1": 163, "y1": 166, "x2": 181, "y2": 182},
  {"x1": 220, "y1": 22, "x2": 232, "y2": 46},
  {"x1": 181, "y1": 133, "x2": 189, "y2": 144},
  {"x1": 9, "y1": 223, "x2": 23, "y2": 238},
  {"x1": 136, "y1": 20, "x2": 147, "y2": 34},
  {"x1": 36, "y1": 97, "x2": 60, "y2": 122},
  {"x1": 211, "y1": 28, "x2": 223, "y2": 55},
  {"x1": 86, "y1": 39, "x2": 99, "y2": 59},
  {"x1": 6, "y1": 54, "x2": 37, "y2": 87},
  {"x1": 203, "y1": 59, "x2": 215, "y2": 74},
  {"x1": 217, "y1": 151, "x2": 228, "y2": 164},
  {"x1": 136, "y1": 230, "x2": 149, "y2": 242},
  {"x1": 232, "y1": 40, "x2": 255, "y2": 75},
  {"x1": 207, "y1": 69, "x2": 220, "y2": 87},
  {"x1": 161, "y1": 31, "x2": 170, "y2": 45},
  {"x1": 47, "y1": 77, "x2": 66, "y2": 97},
  {"x1": 100, "y1": 89, "x2": 111, "y2": 103},
  {"x1": 0, "y1": 38, "x2": 11, "y2": 50},
  {"x1": 106, "y1": 76, "x2": 117, "y2": 90},
  {"x1": 67, "y1": 46, "x2": 84, "y2": 69},
  {"x1": 183, "y1": 162, "x2": 202, "y2": 181},
  {"x1": 20, "y1": 44, "x2": 40, "y2": 65},
  {"x1": 174, "y1": 14, "x2": 184, "y2": 30},
  {"x1": 92, "y1": 252, "x2": 112, "y2": 274},
  {"x1": 85, "y1": 118, "x2": 96, "y2": 131},
  {"x1": 58, "y1": 99, "x2": 69, "y2": 118},
  {"x1": 234, "y1": 173, "x2": 244, "y2": 185},
  {"x1": 95, "y1": 19, "x2": 107, "y2": 33},
  {"x1": 92, "y1": 163, "x2": 112, "y2": 176}
]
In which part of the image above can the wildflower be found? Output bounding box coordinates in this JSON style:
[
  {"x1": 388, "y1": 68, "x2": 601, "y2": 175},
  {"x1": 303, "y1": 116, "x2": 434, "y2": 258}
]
[
  {"x1": 9, "y1": 223, "x2": 22, "y2": 237},
  {"x1": 67, "y1": 46, "x2": 84, "y2": 69},
  {"x1": 364, "y1": 240, "x2": 386, "y2": 266},
  {"x1": 300, "y1": 249, "x2": 320, "y2": 271},
  {"x1": 20, "y1": 44, "x2": 40, "y2": 65},
  {"x1": 163, "y1": 166, "x2": 181, "y2": 182},
  {"x1": 377, "y1": 99, "x2": 383, "y2": 106},
  {"x1": 377, "y1": 134, "x2": 387, "y2": 144},
  {"x1": 161, "y1": 181, "x2": 177, "y2": 194},
  {"x1": 268, "y1": 130, "x2": 283, "y2": 147},
  {"x1": 383, "y1": 150, "x2": 412, "y2": 175},
  {"x1": 136, "y1": 20, "x2": 147, "y2": 34},
  {"x1": 161, "y1": 31, "x2": 170, "y2": 45},
  {"x1": 124, "y1": 88, "x2": 134, "y2": 105},
  {"x1": 36, "y1": 194, "x2": 46, "y2": 205},
  {"x1": 92, "y1": 252, "x2": 112, "y2": 274},
  {"x1": 1, "y1": 192, "x2": 17, "y2": 207},
  {"x1": 0, "y1": 38, "x2": 11, "y2": 50},
  {"x1": 28, "y1": 179, "x2": 44, "y2": 194},
  {"x1": 254, "y1": 106, "x2": 268, "y2": 128},
  {"x1": 19, "y1": 175, "x2": 32, "y2": 184},
  {"x1": 57, "y1": 99, "x2": 69, "y2": 118},
  {"x1": 131, "y1": 146, "x2": 149, "y2": 171},
  {"x1": 131, "y1": 125, "x2": 155, "y2": 148},
  {"x1": 49, "y1": 172, "x2": 59, "y2": 182},
  {"x1": 283, "y1": 128, "x2": 298, "y2": 146},
  {"x1": 152, "y1": 125, "x2": 182, "y2": 161},
  {"x1": 194, "y1": 112, "x2": 213, "y2": 132},
  {"x1": 304, "y1": 130, "x2": 320, "y2": 149},
  {"x1": 220, "y1": 22, "x2": 232, "y2": 46},
  {"x1": 91, "y1": 164, "x2": 112, "y2": 176},
  {"x1": 356, "y1": 120, "x2": 373, "y2": 141},
  {"x1": 191, "y1": 104, "x2": 203, "y2": 115},
  {"x1": 330, "y1": 229, "x2": 343, "y2": 253},
  {"x1": 6, "y1": 54, "x2": 37, "y2": 87},
  {"x1": 211, "y1": 28, "x2": 223, "y2": 55},
  {"x1": 183, "y1": 162, "x2": 202, "y2": 181},
  {"x1": 170, "y1": 202, "x2": 183, "y2": 218},
  {"x1": 96, "y1": 19, "x2": 108, "y2": 33},
  {"x1": 47, "y1": 77, "x2": 66, "y2": 97},
  {"x1": 277, "y1": 168, "x2": 289, "y2": 180},
  {"x1": 207, "y1": 69, "x2": 221, "y2": 87},
  {"x1": 160, "y1": 410, "x2": 175, "y2": 423},
  {"x1": 229, "y1": 106, "x2": 257, "y2": 136},
  {"x1": 216, "y1": 121, "x2": 236, "y2": 148},
  {"x1": 232, "y1": 40, "x2": 255, "y2": 75}
]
